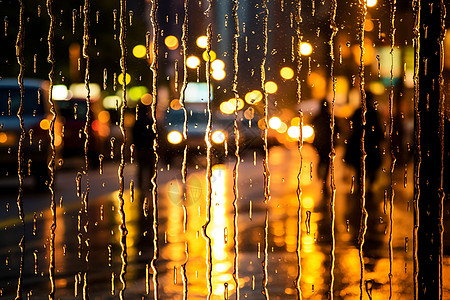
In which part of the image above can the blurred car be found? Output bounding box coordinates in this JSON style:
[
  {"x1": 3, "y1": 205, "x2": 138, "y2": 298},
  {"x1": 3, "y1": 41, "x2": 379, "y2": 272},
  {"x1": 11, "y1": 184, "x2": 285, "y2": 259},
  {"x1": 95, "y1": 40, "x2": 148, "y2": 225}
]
[
  {"x1": 55, "y1": 97, "x2": 105, "y2": 167},
  {"x1": 0, "y1": 78, "x2": 53, "y2": 190}
]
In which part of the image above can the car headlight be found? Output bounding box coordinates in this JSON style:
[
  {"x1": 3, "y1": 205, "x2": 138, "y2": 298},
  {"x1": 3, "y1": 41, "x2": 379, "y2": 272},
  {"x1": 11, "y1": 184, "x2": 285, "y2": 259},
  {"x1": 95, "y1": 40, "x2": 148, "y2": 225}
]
[
  {"x1": 211, "y1": 130, "x2": 226, "y2": 144},
  {"x1": 167, "y1": 131, "x2": 183, "y2": 144}
]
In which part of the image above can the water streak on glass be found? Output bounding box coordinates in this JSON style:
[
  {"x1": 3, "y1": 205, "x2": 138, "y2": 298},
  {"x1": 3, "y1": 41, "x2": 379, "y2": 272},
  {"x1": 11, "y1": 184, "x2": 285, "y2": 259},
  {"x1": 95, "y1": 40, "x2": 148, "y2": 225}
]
[
  {"x1": 328, "y1": 0, "x2": 338, "y2": 297},
  {"x1": 46, "y1": 0, "x2": 57, "y2": 298},
  {"x1": 118, "y1": 0, "x2": 128, "y2": 298},
  {"x1": 412, "y1": 1, "x2": 420, "y2": 297},
  {"x1": 231, "y1": 0, "x2": 240, "y2": 297},
  {"x1": 181, "y1": 242, "x2": 188, "y2": 299},
  {"x1": 357, "y1": 2, "x2": 368, "y2": 299},
  {"x1": 149, "y1": 0, "x2": 160, "y2": 297},
  {"x1": 262, "y1": 0, "x2": 271, "y2": 203},
  {"x1": 14, "y1": 1, "x2": 25, "y2": 298},
  {"x1": 295, "y1": 0, "x2": 303, "y2": 298},
  {"x1": 388, "y1": 1, "x2": 397, "y2": 298},
  {"x1": 180, "y1": 0, "x2": 189, "y2": 183},
  {"x1": 262, "y1": 208, "x2": 269, "y2": 298},
  {"x1": 201, "y1": 24, "x2": 214, "y2": 300}
]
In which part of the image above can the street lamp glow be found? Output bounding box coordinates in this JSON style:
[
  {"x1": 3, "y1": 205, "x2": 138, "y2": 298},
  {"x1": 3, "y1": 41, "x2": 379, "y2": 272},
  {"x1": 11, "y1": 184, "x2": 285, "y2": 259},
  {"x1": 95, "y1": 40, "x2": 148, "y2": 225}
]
[
  {"x1": 211, "y1": 59, "x2": 225, "y2": 70},
  {"x1": 167, "y1": 131, "x2": 183, "y2": 144},
  {"x1": 212, "y1": 69, "x2": 226, "y2": 80},
  {"x1": 164, "y1": 35, "x2": 179, "y2": 50},
  {"x1": 220, "y1": 101, "x2": 235, "y2": 115},
  {"x1": 244, "y1": 90, "x2": 263, "y2": 104},
  {"x1": 300, "y1": 42, "x2": 313, "y2": 56},
  {"x1": 366, "y1": 0, "x2": 377, "y2": 7},
  {"x1": 280, "y1": 67, "x2": 294, "y2": 80},
  {"x1": 229, "y1": 98, "x2": 244, "y2": 110},
  {"x1": 196, "y1": 36, "x2": 208, "y2": 48},
  {"x1": 268, "y1": 116, "x2": 282, "y2": 130},
  {"x1": 264, "y1": 81, "x2": 278, "y2": 94},
  {"x1": 186, "y1": 56, "x2": 200, "y2": 68},
  {"x1": 202, "y1": 50, "x2": 216, "y2": 62},
  {"x1": 132, "y1": 45, "x2": 147, "y2": 58},
  {"x1": 287, "y1": 126, "x2": 300, "y2": 139},
  {"x1": 118, "y1": 73, "x2": 131, "y2": 85},
  {"x1": 212, "y1": 130, "x2": 226, "y2": 144}
]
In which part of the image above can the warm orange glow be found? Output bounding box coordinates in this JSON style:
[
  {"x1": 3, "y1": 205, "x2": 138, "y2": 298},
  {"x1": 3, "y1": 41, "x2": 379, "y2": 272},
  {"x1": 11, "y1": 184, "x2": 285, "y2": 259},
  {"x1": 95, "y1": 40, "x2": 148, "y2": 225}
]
[
  {"x1": 228, "y1": 98, "x2": 244, "y2": 110},
  {"x1": 0, "y1": 132, "x2": 7, "y2": 144},
  {"x1": 280, "y1": 67, "x2": 294, "y2": 80},
  {"x1": 244, "y1": 90, "x2": 263, "y2": 104},
  {"x1": 220, "y1": 101, "x2": 235, "y2": 115},
  {"x1": 164, "y1": 35, "x2": 179, "y2": 50},
  {"x1": 40, "y1": 119, "x2": 50, "y2": 130},
  {"x1": 264, "y1": 81, "x2": 278, "y2": 94},
  {"x1": 300, "y1": 42, "x2": 313, "y2": 56},
  {"x1": 140, "y1": 93, "x2": 153, "y2": 105},
  {"x1": 170, "y1": 99, "x2": 182, "y2": 110},
  {"x1": 98, "y1": 110, "x2": 110, "y2": 123},
  {"x1": 268, "y1": 116, "x2": 282, "y2": 130}
]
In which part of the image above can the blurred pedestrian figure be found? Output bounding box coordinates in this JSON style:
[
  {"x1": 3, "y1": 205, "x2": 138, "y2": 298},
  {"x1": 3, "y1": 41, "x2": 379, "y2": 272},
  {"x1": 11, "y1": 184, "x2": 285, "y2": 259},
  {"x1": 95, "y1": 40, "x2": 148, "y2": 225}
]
[
  {"x1": 344, "y1": 91, "x2": 383, "y2": 192},
  {"x1": 133, "y1": 104, "x2": 156, "y2": 199},
  {"x1": 311, "y1": 99, "x2": 338, "y2": 194}
]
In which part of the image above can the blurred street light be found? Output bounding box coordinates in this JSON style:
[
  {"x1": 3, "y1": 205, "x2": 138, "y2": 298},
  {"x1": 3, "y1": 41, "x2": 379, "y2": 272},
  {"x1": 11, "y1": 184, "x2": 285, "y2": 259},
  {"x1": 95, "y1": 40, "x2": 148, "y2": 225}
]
[
  {"x1": 118, "y1": 73, "x2": 131, "y2": 85},
  {"x1": 212, "y1": 69, "x2": 226, "y2": 80},
  {"x1": 244, "y1": 90, "x2": 263, "y2": 104},
  {"x1": 196, "y1": 36, "x2": 208, "y2": 48},
  {"x1": 186, "y1": 56, "x2": 201, "y2": 69},
  {"x1": 264, "y1": 81, "x2": 278, "y2": 94},
  {"x1": 280, "y1": 67, "x2": 294, "y2": 80},
  {"x1": 300, "y1": 42, "x2": 313, "y2": 56},
  {"x1": 268, "y1": 116, "x2": 282, "y2": 130},
  {"x1": 366, "y1": 0, "x2": 377, "y2": 7},
  {"x1": 132, "y1": 45, "x2": 147, "y2": 58},
  {"x1": 164, "y1": 35, "x2": 179, "y2": 50},
  {"x1": 211, "y1": 59, "x2": 225, "y2": 71},
  {"x1": 202, "y1": 50, "x2": 216, "y2": 62}
]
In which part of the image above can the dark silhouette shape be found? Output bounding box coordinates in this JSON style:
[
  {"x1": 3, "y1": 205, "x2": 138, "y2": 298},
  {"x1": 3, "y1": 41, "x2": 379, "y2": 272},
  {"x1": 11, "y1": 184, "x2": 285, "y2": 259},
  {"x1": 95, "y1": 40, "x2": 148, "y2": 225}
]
[
  {"x1": 344, "y1": 92, "x2": 383, "y2": 191},
  {"x1": 311, "y1": 99, "x2": 338, "y2": 194},
  {"x1": 133, "y1": 104, "x2": 156, "y2": 198}
]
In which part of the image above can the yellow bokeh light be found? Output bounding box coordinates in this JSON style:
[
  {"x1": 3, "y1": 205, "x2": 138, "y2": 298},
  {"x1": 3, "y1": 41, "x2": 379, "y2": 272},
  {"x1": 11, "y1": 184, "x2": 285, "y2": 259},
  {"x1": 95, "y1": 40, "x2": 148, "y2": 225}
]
[
  {"x1": 118, "y1": 73, "x2": 131, "y2": 85},
  {"x1": 268, "y1": 116, "x2": 282, "y2": 130},
  {"x1": 140, "y1": 93, "x2": 153, "y2": 105},
  {"x1": 291, "y1": 117, "x2": 300, "y2": 126},
  {"x1": 40, "y1": 119, "x2": 50, "y2": 130},
  {"x1": 220, "y1": 101, "x2": 235, "y2": 115},
  {"x1": 164, "y1": 35, "x2": 179, "y2": 50},
  {"x1": 264, "y1": 81, "x2": 278, "y2": 94},
  {"x1": 229, "y1": 98, "x2": 244, "y2": 110},
  {"x1": 202, "y1": 50, "x2": 216, "y2": 62},
  {"x1": 167, "y1": 131, "x2": 183, "y2": 144},
  {"x1": 196, "y1": 36, "x2": 208, "y2": 48},
  {"x1": 300, "y1": 42, "x2": 313, "y2": 56},
  {"x1": 365, "y1": 19, "x2": 374, "y2": 32},
  {"x1": 244, "y1": 90, "x2": 263, "y2": 104},
  {"x1": 280, "y1": 67, "x2": 294, "y2": 80},
  {"x1": 212, "y1": 69, "x2": 226, "y2": 80},
  {"x1": 211, "y1": 59, "x2": 225, "y2": 70},
  {"x1": 366, "y1": 0, "x2": 377, "y2": 7},
  {"x1": 132, "y1": 45, "x2": 147, "y2": 58},
  {"x1": 302, "y1": 197, "x2": 314, "y2": 209},
  {"x1": 276, "y1": 122, "x2": 288, "y2": 133},
  {"x1": 186, "y1": 56, "x2": 200, "y2": 69},
  {"x1": 302, "y1": 125, "x2": 314, "y2": 139},
  {"x1": 287, "y1": 125, "x2": 300, "y2": 139}
]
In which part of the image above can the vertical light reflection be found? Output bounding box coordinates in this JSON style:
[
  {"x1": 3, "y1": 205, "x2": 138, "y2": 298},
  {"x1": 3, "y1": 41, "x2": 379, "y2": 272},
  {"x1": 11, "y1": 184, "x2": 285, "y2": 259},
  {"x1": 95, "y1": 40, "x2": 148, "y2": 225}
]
[
  {"x1": 357, "y1": 1, "x2": 368, "y2": 299},
  {"x1": 388, "y1": 0, "x2": 397, "y2": 298},
  {"x1": 412, "y1": 0, "x2": 420, "y2": 298},
  {"x1": 46, "y1": 0, "x2": 57, "y2": 298},
  {"x1": 149, "y1": 0, "x2": 160, "y2": 298},
  {"x1": 15, "y1": 1, "x2": 25, "y2": 298}
]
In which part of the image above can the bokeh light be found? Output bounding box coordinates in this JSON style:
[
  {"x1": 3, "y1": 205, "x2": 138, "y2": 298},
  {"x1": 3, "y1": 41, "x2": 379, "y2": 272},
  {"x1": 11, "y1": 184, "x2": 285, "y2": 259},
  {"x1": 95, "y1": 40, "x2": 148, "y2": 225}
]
[
  {"x1": 196, "y1": 36, "x2": 208, "y2": 48},
  {"x1": 186, "y1": 56, "x2": 201, "y2": 69},
  {"x1": 264, "y1": 81, "x2": 278, "y2": 94},
  {"x1": 300, "y1": 42, "x2": 313, "y2": 56},
  {"x1": 164, "y1": 35, "x2": 179, "y2": 50},
  {"x1": 280, "y1": 67, "x2": 294, "y2": 80},
  {"x1": 132, "y1": 45, "x2": 147, "y2": 58}
]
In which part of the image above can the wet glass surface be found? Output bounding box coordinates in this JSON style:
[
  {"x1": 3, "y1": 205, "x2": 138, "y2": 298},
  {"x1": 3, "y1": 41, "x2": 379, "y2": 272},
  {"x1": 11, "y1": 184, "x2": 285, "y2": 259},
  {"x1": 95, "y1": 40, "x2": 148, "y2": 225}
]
[{"x1": 0, "y1": 0, "x2": 449, "y2": 299}]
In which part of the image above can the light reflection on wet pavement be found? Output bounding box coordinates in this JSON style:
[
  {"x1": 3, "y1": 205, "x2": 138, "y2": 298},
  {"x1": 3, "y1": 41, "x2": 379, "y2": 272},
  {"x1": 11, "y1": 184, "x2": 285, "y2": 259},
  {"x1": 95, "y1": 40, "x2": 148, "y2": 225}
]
[{"x1": 0, "y1": 144, "x2": 445, "y2": 299}]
